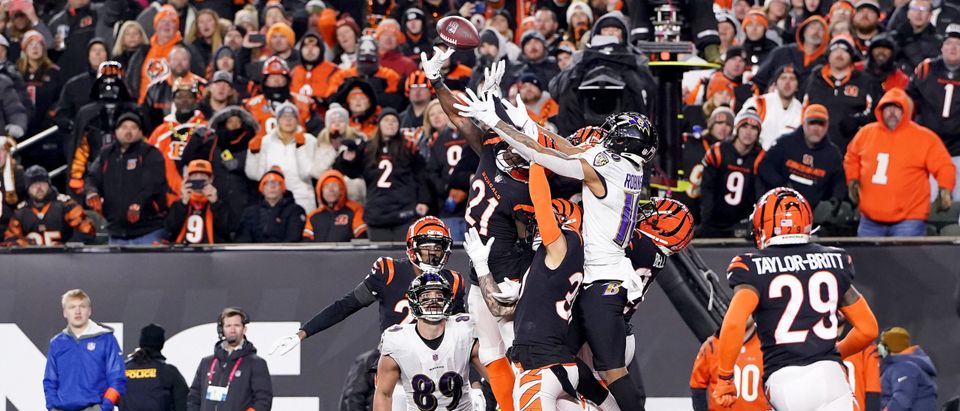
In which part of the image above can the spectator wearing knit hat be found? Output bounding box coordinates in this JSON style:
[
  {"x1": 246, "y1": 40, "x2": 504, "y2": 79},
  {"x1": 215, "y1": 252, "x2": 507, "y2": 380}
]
[
  {"x1": 757, "y1": 104, "x2": 846, "y2": 210},
  {"x1": 852, "y1": 0, "x2": 884, "y2": 53},
  {"x1": 879, "y1": 327, "x2": 939, "y2": 411},
  {"x1": 120, "y1": 324, "x2": 189, "y2": 411},
  {"x1": 235, "y1": 166, "x2": 306, "y2": 242},
  {"x1": 517, "y1": 72, "x2": 559, "y2": 127},
  {"x1": 332, "y1": 15, "x2": 361, "y2": 69},
  {"x1": 699, "y1": 109, "x2": 766, "y2": 238},
  {"x1": 199, "y1": 70, "x2": 238, "y2": 118},
  {"x1": 137, "y1": 0, "x2": 196, "y2": 38},
  {"x1": 517, "y1": 30, "x2": 559, "y2": 90},
  {"x1": 400, "y1": 8, "x2": 432, "y2": 61},
  {"x1": 856, "y1": 33, "x2": 909, "y2": 92},
  {"x1": 334, "y1": 79, "x2": 381, "y2": 138},
  {"x1": 290, "y1": 31, "x2": 339, "y2": 99},
  {"x1": 376, "y1": 19, "x2": 418, "y2": 77},
  {"x1": 49, "y1": 0, "x2": 128, "y2": 80},
  {"x1": 263, "y1": 21, "x2": 299, "y2": 69},
  {"x1": 127, "y1": 5, "x2": 194, "y2": 103},
  {"x1": 740, "y1": 64, "x2": 803, "y2": 149},
  {"x1": 716, "y1": 9, "x2": 743, "y2": 58},
  {"x1": 801, "y1": 34, "x2": 883, "y2": 151},
  {"x1": 246, "y1": 102, "x2": 318, "y2": 212},
  {"x1": 742, "y1": 8, "x2": 779, "y2": 67},
  {"x1": 685, "y1": 46, "x2": 754, "y2": 112},
  {"x1": 565, "y1": 0, "x2": 593, "y2": 48},
  {"x1": 313, "y1": 103, "x2": 366, "y2": 204}
]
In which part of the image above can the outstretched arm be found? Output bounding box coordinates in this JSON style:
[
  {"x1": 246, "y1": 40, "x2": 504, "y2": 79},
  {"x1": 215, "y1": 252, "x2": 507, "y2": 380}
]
[
  {"x1": 529, "y1": 164, "x2": 567, "y2": 267},
  {"x1": 837, "y1": 286, "x2": 879, "y2": 358},
  {"x1": 424, "y1": 47, "x2": 501, "y2": 154}
]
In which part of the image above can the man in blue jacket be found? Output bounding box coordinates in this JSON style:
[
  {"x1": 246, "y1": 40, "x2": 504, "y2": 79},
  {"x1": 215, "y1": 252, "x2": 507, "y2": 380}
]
[
  {"x1": 43, "y1": 289, "x2": 126, "y2": 411},
  {"x1": 880, "y1": 326, "x2": 939, "y2": 411}
]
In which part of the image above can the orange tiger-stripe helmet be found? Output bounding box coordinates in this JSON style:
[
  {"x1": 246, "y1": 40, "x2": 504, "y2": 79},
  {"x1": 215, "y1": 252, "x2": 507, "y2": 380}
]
[
  {"x1": 551, "y1": 198, "x2": 583, "y2": 233},
  {"x1": 636, "y1": 197, "x2": 694, "y2": 254},
  {"x1": 406, "y1": 216, "x2": 453, "y2": 272},
  {"x1": 751, "y1": 187, "x2": 813, "y2": 249}
]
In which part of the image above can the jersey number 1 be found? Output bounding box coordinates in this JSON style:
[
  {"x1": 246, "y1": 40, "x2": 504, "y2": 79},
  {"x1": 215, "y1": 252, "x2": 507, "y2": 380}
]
[{"x1": 769, "y1": 271, "x2": 839, "y2": 344}]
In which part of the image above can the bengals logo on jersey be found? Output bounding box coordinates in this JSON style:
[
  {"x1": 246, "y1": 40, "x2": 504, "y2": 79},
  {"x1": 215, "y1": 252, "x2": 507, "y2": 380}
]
[
  {"x1": 145, "y1": 59, "x2": 170, "y2": 83},
  {"x1": 335, "y1": 214, "x2": 349, "y2": 225},
  {"x1": 843, "y1": 85, "x2": 860, "y2": 97}
]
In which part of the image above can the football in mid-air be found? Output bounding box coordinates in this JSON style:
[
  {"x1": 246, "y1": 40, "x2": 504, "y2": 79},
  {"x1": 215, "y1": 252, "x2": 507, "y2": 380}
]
[{"x1": 436, "y1": 16, "x2": 480, "y2": 49}]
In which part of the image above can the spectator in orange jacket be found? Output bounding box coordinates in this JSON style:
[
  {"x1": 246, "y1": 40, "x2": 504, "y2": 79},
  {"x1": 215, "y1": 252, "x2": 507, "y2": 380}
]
[
  {"x1": 128, "y1": 5, "x2": 185, "y2": 103},
  {"x1": 148, "y1": 77, "x2": 208, "y2": 206},
  {"x1": 844, "y1": 88, "x2": 956, "y2": 236},
  {"x1": 303, "y1": 170, "x2": 366, "y2": 242},
  {"x1": 689, "y1": 320, "x2": 769, "y2": 411},
  {"x1": 290, "y1": 31, "x2": 338, "y2": 99}
]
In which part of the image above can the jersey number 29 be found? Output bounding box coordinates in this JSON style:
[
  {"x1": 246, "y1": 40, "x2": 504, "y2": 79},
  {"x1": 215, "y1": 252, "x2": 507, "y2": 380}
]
[{"x1": 769, "y1": 271, "x2": 839, "y2": 344}]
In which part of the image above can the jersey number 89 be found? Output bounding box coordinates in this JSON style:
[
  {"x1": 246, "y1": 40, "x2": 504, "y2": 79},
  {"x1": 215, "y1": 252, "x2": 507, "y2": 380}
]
[{"x1": 411, "y1": 372, "x2": 464, "y2": 410}]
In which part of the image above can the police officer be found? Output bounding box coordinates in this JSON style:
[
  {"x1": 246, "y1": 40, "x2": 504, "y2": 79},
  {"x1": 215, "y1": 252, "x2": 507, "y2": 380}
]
[{"x1": 121, "y1": 324, "x2": 189, "y2": 411}]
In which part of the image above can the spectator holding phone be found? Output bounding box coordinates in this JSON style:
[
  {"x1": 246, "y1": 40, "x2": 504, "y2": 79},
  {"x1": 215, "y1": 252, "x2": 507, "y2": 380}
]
[
  {"x1": 166, "y1": 159, "x2": 233, "y2": 244},
  {"x1": 313, "y1": 103, "x2": 366, "y2": 204}
]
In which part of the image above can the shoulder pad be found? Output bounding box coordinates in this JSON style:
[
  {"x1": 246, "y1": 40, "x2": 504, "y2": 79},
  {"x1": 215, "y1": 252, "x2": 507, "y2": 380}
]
[
  {"x1": 451, "y1": 313, "x2": 472, "y2": 324},
  {"x1": 387, "y1": 325, "x2": 404, "y2": 333}
]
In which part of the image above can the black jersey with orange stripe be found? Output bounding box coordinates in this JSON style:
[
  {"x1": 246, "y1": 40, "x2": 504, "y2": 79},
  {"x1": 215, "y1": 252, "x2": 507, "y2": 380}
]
[
  {"x1": 726, "y1": 243, "x2": 855, "y2": 380},
  {"x1": 511, "y1": 230, "x2": 585, "y2": 369},
  {"x1": 466, "y1": 135, "x2": 535, "y2": 284},
  {"x1": 363, "y1": 257, "x2": 467, "y2": 332},
  {"x1": 700, "y1": 141, "x2": 765, "y2": 234}
]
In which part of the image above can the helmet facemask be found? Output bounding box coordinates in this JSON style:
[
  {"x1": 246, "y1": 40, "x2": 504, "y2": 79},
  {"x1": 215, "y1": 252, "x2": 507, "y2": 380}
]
[
  {"x1": 410, "y1": 235, "x2": 452, "y2": 273},
  {"x1": 495, "y1": 145, "x2": 530, "y2": 182},
  {"x1": 407, "y1": 273, "x2": 453, "y2": 323}
]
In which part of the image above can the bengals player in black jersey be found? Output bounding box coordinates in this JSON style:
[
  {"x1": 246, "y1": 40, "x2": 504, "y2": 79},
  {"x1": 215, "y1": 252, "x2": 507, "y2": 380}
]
[
  {"x1": 270, "y1": 217, "x2": 467, "y2": 355},
  {"x1": 713, "y1": 188, "x2": 878, "y2": 410},
  {"x1": 4, "y1": 165, "x2": 95, "y2": 245}
]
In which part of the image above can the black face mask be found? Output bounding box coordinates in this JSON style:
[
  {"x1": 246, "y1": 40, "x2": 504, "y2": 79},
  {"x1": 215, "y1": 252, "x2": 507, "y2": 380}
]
[
  {"x1": 263, "y1": 85, "x2": 290, "y2": 102},
  {"x1": 868, "y1": 56, "x2": 895, "y2": 76},
  {"x1": 358, "y1": 61, "x2": 378, "y2": 76},
  {"x1": 175, "y1": 110, "x2": 193, "y2": 123},
  {"x1": 217, "y1": 127, "x2": 247, "y2": 145}
]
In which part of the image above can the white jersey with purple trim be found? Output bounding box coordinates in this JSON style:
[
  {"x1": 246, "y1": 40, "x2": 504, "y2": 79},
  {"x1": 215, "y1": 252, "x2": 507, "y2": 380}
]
[
  {"x1": 577, "y1": 145, "x2": 645, "y2": 282},
  {"x1": 379, "y1": 314, "x2": 476, "y2": 411}
]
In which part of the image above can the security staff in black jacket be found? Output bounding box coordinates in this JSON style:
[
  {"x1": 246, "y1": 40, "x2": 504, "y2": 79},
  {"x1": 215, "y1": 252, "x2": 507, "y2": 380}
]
[
  {"x1": 188, "y1": 307, "x2": 273, "y2": 411},
  {"x1": 122, "y1": 324, "x2": 189, "y2": 411},
  {"x1": 757, "y1": 104, "x2": 846, "y2": 210},
  {"x1": 85, "y1": 111, "x2": 168, "y2": 244}
]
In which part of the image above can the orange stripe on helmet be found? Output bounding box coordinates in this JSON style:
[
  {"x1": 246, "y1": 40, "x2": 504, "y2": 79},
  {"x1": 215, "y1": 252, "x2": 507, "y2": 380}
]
[
  {"x1": 637, "y1": 198, "x2": 694, "y2": 253},
  {"x1": 751, "y1": 187, "x2": 813, "y2": 248}
]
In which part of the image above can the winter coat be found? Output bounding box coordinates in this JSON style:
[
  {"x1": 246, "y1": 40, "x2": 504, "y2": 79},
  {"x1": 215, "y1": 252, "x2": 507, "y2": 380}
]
[
  {"x1": 86, "y1": 139, "x2": 168, "y2": 239},
  {"x1": 303, "y1": 170, "x2": 366, "y2": 242},
  {"x1": 0, "y1": 73, "x2": 29, "y2": 135},
  {"x1": 49, "y1": 1, "x2": 127, "y2": 79},
  {"x1": 120, "y1": 349, "x2": 189, "y2": 411},
  {"x1": 43, "y1": 322, "x2": 126, "y2": 411},
  {"x1": 757, "y1": 128, "x2": 846, "y2": 209},
  {"x1": 312, "y1": 127, "x2": 366, "y2": 204},
  {"x1": 186, "y1": 340, "x2": 272, "y2": 411},
  {"x1": 245, "y1": 129, "x2": 318, "y2": 212},
  {"x1": 881, "y1": 346, "x2": 938, "y2": 411},
  {"x1": 234, "y1": 191, "x2": 306, "y2": 243},
  {"x1": 753, "y1": 16, "x2": 830, "y2": 91},
  {"x1": 844, "y1": 88, "x2": 957, "y2": 223}
]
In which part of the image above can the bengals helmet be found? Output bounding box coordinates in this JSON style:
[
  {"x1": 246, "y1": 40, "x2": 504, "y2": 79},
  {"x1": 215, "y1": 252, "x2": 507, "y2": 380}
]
[
  {"x1": 552, "y1": 198, "x2": 582, "y2": 233},
  {"x1": 494, "y1": 141, "x2": 530, "y2": 182},
  {"x1": 406, "y1": 272, "x2": 454, "y2": 322},
  {"x1": 637, "y1": 198, "x2": 694, "y2": 254},
  {"x1": 406, "y1": 216, "x2": 453, "y2": 273},
  {"x1": 569, "y1": 126, "x2": 606, "y2": 149},
  {"x1": 261, "y1": 56, "x2": 290, "y2": 78},
  {"x1": 601, "y1": 112, "x2": 659, "y2": 165},
  {"x1": 750, "y1": 187, "x2": 813, "y2": 249}
]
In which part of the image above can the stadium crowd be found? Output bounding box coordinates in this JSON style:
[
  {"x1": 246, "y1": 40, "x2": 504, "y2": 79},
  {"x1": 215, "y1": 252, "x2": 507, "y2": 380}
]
[{"x1": 0, "y1": 0, "x2": 956, "y2": 246}]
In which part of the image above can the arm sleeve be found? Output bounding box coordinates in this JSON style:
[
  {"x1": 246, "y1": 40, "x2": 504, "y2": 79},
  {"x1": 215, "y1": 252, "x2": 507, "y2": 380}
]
[
  {"x1": 716, "y1": 290, "x2": 760, "y2": 376},
  {"x1": 843, "y1": 132, "x2": 863, "y2": 184},
  {"x1": 691, "y1": 388, "x2": 709, "y2": 411},
  {"x1": 837, "y1": 296, "x2": 879, "y2": 358},
  {"x1": 283, "y1": 208, "x2": 307, "y2": 242},
  {"x1": 105, "y1": 335, "x2": 126, "y2": 396},
  {"x1": 296, "y1": 138, "x2": 317, "y2": 181},
  {"x1": 529, "y1": 164, "x2": 561, "y2": 246},
  {"x1": 186, "y1": 361, "x2": 203, "y2": 411},
  {"x1": 300, "y1": 281, "x2": 378, "y2": 338},
  {"x1": 244, "y1": 148, "x2": 264, "y2": 181},
  {"x1": 249, "y1": 359, "x2": 274, "y2": 411},
  {"x1": 85, "y1": 152, "x2": 103, "y2": 196},
  {"x1": 491, "y1": 122, "x2": 585, "y2": 179},
  {"x1": 925, "y1": 135, "x2": 958, "y2": 191},
  {"x1": 42, "y1": 347, "x2": 59, "y2": 410},
  {"x1": 171, "y1": 365, "x2": 189, "y2": 411}
]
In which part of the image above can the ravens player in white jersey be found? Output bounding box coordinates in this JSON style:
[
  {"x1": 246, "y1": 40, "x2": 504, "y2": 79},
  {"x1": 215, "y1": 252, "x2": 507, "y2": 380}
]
[
  {"x1": 454, "y1": 89, "x2": 657, "y2": 411},
  {"x1": 374, "y1": 273, "x2": 486, "y2": 411}
]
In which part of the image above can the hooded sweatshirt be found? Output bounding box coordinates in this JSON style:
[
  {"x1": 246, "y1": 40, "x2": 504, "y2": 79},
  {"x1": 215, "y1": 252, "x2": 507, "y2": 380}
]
[
  {"x1": 880, "y1": 346, "x2": 938, "y2": 411},
  {"x1": 290, "y1": 32, "x2": 339, "y2": 99},
  {"x1": 753, "y1": 16, "x2": 829, "y2": 90},
  {"x1": 844, "y1": 88, "x2": 957, "y2": 222},
  {"x1": 43, "y1": 321, "x2": 126, "y2": 411},
  {"x1": 303, "y1": 170, "x2": 366, "y2": 242},
  {"x1": 186, "y1": 340, "x2": 273, "y2": 411}
]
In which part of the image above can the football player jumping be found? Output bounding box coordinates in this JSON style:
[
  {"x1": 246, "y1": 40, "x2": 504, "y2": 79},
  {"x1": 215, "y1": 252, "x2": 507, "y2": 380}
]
[
  {"x1": 714, "y1": 187, "x2": 879, "y2": 410},
  {"x1": 454, "y1": 89, "x2": 657, "y2": 411}
]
